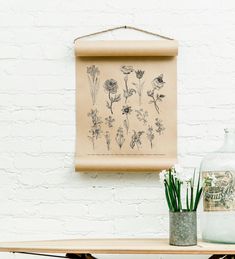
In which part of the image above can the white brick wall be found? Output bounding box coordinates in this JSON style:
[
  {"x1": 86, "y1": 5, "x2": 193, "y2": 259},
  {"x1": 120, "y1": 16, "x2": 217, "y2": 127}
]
[{"x1": 1, "y1": 0, "x2": 235, "y2": 258}]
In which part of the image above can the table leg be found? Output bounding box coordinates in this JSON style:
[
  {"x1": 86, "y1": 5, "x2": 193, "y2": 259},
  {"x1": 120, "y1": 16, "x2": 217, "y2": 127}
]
[
  {"x1": 66, "y1": 253, "x2": 98, "y2": 259},
  {"x1": 12, "y1": 252, "x2": 98, "y2": 259},
  {"x1": 209, "y1": 255, "x2": 235, "y2": 259}
]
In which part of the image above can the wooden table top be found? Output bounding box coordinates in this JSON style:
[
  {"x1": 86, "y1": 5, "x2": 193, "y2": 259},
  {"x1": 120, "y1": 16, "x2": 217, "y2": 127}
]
[{"x1": 0, "y1": 238, "x2": 234, "y2": 255}]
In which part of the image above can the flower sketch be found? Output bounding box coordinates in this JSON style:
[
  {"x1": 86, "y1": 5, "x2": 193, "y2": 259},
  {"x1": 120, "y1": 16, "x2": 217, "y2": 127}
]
[
  {"x1": 120, "y1": 65, "x2": 136, "y2": 103},
  {"x1": 146, "y1": 125, "x2": 155, "y2": 148},
  {"x1": 133, "y1": 69, "x2": 145, "y2": 105},
  {"x1": 104, "y1": 79, "x2": 121, "y2": 114},
  {"x1": 86, "y1": 67, "x2": 167, "y2": 152},
  {"x1": 155, "y1": 118, "x2": 165, "y2": 135},
  {"x1": 105, "y1": 116, "x2": 115, "y2": 128},
  {"x1": 105, "y1": 131, "x2": 111, "y2": 151},
  {"x1": 121, "y1": 66, "x2": 134, "y2": 75},
  {"x1": 152, "y1": 74, "x2": 165, "y2": 90},
  {"x1": 87, "y1": 109, "x2": 103, "y2": 149},
  {"x1": 147, "y1": 74, "x2": 166, "y2": 114},
  {"x1": 135, "y1": 69, "x2": 145, "y2": 79},
  {"x1": 115, "y1": 127, "x2": 125, "y2": 149},
  {"x1": 87, "y1": 65, "x2": 100, "y2": 105},
  {"x1": 135, "y1": 109, "x2": 148, "y2": 125},
  {"x1": 130, "y1": 130, "x2": 144, "y2": 149},
  {"x1": 122, "y1": 105, "x2": 132, "y2": 134}
]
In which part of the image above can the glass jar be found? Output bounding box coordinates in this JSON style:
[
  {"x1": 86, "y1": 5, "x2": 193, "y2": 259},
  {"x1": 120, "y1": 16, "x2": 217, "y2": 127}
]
[{"x1": 200, "y1": 129, "x2": 235, "y2": 243}]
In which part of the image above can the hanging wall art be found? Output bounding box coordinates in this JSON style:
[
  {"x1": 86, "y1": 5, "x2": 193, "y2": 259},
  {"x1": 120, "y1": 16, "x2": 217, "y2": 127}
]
[{"x1": 74, "y1": 31, "x2": 178, "y2": 172}]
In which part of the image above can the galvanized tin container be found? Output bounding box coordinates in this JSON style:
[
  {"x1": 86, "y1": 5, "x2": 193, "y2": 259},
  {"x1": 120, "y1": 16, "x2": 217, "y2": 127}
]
[{"x1": 169, "y1": 211, "x2": 197, "y2": 246}]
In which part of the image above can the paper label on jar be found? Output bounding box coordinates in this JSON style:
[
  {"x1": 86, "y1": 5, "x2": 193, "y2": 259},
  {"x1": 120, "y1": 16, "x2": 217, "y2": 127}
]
[{"x1": 203, "y1": 171, "x2": 235, "y2": 211}]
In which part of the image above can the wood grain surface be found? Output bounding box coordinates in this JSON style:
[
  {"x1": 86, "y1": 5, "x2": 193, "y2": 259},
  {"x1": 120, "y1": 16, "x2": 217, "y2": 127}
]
[{"x1": 0, "y1": 238, "x2": 234, "y2": 255}]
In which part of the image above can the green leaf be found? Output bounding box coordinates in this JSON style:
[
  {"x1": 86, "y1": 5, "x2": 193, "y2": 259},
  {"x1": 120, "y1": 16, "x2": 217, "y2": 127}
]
[
  {"x1": 193, "y1": 171, "x2": 203, "y2": 211},
  {"x1": 186, "y1": 186, "x2": 189, "y2": 211},
  {"x1": 190, "y1": 186, "x2": 194, "y2": 211},
  {"x1": 177, "y1": 181, "x2": 182, "y2": 211},
  {"x1": 164, "y1": 182, "x2": 173, "y2": 211},
  {"x1": 165, "y1": 178, "x2": 177, "y2": 211},
  {"x1": 194, "y1": 187, "x2": 203, "y2": 211},
  {"x1": 169, "y1": 170, "x2": 178, "y2": 211}
]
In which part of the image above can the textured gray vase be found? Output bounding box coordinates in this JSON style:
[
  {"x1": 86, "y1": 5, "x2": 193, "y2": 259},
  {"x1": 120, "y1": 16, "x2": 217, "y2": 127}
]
[{"x1": 169, "y1": 211, "x2": 197, "y2": 246}]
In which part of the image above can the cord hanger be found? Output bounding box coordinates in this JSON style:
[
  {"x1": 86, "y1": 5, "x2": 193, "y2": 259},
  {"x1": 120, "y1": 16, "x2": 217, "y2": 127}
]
[{"x1": 73, "y1": 25, "x2": 174, "y2": 43}]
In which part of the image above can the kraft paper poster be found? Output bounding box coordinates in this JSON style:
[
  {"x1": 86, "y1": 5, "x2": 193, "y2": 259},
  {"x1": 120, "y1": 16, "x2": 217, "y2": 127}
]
[{"x1": 75, "y1": 40, "x2": 178, "y2": 172}]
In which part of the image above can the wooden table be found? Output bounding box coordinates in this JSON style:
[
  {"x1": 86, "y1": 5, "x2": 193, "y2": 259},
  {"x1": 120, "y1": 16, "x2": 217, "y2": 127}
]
[{"x1": 0, "y1": 238, "x2": 234, "y2": 258}]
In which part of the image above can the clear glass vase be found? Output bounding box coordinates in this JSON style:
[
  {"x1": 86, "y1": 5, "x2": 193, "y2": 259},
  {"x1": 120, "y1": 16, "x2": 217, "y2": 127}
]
[{"x1": 200, "y1": 129, "x2": 235, "y2": 243}]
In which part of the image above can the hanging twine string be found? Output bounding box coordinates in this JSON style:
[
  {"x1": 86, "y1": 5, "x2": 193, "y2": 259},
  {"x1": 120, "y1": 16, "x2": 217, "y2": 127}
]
[{"x1": 73, "y1": 25, "x2": 174, "y2": 43}]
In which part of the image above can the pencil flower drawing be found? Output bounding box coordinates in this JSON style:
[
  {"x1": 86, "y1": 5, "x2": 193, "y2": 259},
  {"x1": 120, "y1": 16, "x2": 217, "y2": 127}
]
[
  {"x1": 115, "y1": 127, "x2": 125, "y2": 149},
  {"x1": 133, "y1": 69, "x2": 145, "y2": 105},
  {"x1": 105, "y1": 131, "x2": 111, "y2": 151},
  {"x1": 87, "y1": 65, "x2": 100, "y2": 105},
  {"x1": 85, "y1": 66, "x2": 169, "y2": 152},
  {"x1": 122, "y1": 105, "x2": 132, "y2": 134},
  {"x1": 104, "y1": 79, "x2": 121, "y2": 114},
  {"x1": 87, "y1": 109, "x2": 103, "y2": 149},
  {"x1": 146, "y1": 125, "x2": 155, "y2": 148},
  {"x1": 130, "y1": 130, "x2": 144, "y2": 149},
  {"x1": 121, "y1": 65, "x2": 133, "y2": 75},
  {"x1": 147, "y1": 74, "x2": 166, "y2": 114},
  {"x1": 155, "y1": 118, "x2": 165, "y2": 135},
  {"x1": 152, "y1": 74, "x2": 165, "y2": 90},
  {"x1": 135, "y1": 109, "x2": 148, "y2": 125},
  {"x1": 121, "y1": 65, "x2": 136, "y2": 103},
  {"x1": 105, "y1": 116, "x2": 115, "y2": 128}
]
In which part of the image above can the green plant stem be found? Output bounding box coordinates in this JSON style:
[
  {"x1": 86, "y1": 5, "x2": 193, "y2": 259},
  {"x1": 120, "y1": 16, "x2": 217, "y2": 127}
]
[
  {"x1": 164, "y1": 182, "x2": 173, "y2": 211},
  {"x1": 177, "y1": 181, "x2": 182, "y2": 211},
  {"x1": 186, "y1": 186, "x2": 189, "y2": 211},
  {"x1": 163, "y1": 168, "x2": 202, "y2": 212},
  {"x1": 194, "y1": 172, "x2": 202, "y2": 211},
  {"x1": 194, "y1": 188, "x2": 202, "y2": 211},
  {"x1": 190, "y1": 186, "x2": 194, "y2": 211},
  {"x1": 165, "y1": 180, "x2": 177, "y2": 211},
  {"x1": 170, "y1": 173, "x2": 178, "y2": 211}
]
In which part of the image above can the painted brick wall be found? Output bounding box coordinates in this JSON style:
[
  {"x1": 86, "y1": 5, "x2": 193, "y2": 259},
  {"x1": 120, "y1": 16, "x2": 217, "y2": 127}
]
[{"x1": 1, "y1": 0, "x2": 235, "y2": 258}]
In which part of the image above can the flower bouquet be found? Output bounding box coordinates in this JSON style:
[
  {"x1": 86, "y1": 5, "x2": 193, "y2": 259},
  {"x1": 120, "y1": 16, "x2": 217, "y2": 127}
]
[{"x1": 160, "y1": 166, "x2": 202, "y2": 246}]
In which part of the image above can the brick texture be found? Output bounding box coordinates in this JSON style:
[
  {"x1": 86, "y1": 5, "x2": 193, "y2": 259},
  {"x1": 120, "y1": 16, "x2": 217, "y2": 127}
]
[{"x1": 1, "y1": 0, "x2": 234, "y2": 258}]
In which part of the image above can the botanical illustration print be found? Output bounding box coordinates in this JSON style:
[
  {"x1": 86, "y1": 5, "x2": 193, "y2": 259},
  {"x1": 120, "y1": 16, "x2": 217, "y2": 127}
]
[
  {"x1": 133, "y1": 70, "x2": 145, "y2": 106},
  {"x1": 105, "y1": 116, "x2": 115, "y2": 128},
  {"x1": 87, "y1": 65, "x2": 100, "y2": 105},
  {"x1": 105, "y1": 131, "x2": 111, "y2": 151},
  {"x1": 115, "y1": 127, "x2": 125, "y2": 149},
  {"x1": 135, "y1": 109, "x2": 148, "y2": 125},
  {"x1": 146, "y1": 125, "x2": 155, "y2": 149},
  {"x1": 121, "y1": 66, "x2": 136, "y2": 103},
  {"x1": 122, "y1": 105, "x2": 132, "y2": 134},
  {"x1": 104, "y1": 79, "x2": 121, "y2": 114},
  {"x1": 86, "y1": 66, "x2": 168, "y2": 152},
  {"x1": 147, "y1": 74, "x2": 165, "y2": 114},
  {"x1": 87, "y1": 109, "x2": 103, "y2": 149},
  {"x1": 155, "y1": 118, "x2": 165, "y2": 135},
  {"x1": 203, "y1": 171, "x2": 235, "y2": 211},
  {"x1": 130, "y1": 130, "x2": 144, "y2": 149}
]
